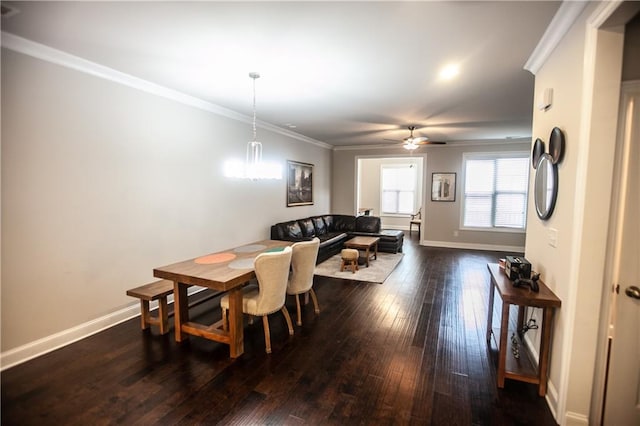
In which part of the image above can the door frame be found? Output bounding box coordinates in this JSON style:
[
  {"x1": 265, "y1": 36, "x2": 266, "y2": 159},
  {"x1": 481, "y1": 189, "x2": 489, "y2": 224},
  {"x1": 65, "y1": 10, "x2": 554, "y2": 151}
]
[
  {"x1": 354, "y1": 154, "x2": 427, "y2": 234},
  {"x1": 593, "y1": 80, "x2": 640, "y2": 423}
]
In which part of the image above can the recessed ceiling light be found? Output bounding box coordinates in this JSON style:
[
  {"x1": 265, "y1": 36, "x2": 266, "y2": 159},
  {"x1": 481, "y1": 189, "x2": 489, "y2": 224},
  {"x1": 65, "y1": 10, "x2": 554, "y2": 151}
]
[
  {"x1": 439, "y1": 64, "x2": 460, "y2": 81},
  {"x1": 284, "y1": 123, "x2": 297, "y2": 129}
]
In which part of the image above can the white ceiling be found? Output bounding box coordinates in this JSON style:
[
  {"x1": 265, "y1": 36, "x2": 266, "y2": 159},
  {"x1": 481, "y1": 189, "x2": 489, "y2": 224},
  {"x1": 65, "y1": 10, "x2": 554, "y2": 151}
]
[{"x1": 1, "y1": 1, "x2": 561, "y2": 148}]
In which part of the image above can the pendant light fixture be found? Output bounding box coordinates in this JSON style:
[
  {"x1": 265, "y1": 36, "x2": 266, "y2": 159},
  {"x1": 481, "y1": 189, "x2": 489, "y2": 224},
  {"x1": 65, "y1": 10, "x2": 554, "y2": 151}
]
[
  {"x1": 223, "y1": 72, "x2": 282, "y2": 180},
  {"x1": 246, "y1": 72, "x2": 262, "y2": 178}
]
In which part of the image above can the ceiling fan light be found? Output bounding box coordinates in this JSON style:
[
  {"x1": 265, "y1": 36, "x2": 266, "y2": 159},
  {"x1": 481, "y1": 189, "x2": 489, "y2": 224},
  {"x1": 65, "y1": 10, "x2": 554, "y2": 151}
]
[{"x1": 403, "y1": 143, "x2": 418, "y2": 151}]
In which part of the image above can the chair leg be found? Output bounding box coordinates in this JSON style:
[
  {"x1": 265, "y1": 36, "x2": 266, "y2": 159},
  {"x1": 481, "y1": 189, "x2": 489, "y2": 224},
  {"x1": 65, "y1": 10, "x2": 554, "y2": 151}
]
[
  {"x1": 262, "y1": 315, "x2": 272, "y2": 354},
  {"x1": 295, "y1": 294, "x2": 302, "y2": 326},
  {"x1": 281, "y1": 306, "x2": 294, "y2": 336},
  {"x1": 309, "y1": 289, "x2": 320, "y2": 314},
  {"x1": 340, "y1": 259, "x2": 346, "y2": 272}
]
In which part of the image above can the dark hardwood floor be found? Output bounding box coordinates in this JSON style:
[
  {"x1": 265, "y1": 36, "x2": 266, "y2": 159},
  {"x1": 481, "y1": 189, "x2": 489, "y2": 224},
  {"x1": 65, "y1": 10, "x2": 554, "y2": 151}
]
[{"x1": 2, "y1": 237, "x2": 557, "y2": 425}]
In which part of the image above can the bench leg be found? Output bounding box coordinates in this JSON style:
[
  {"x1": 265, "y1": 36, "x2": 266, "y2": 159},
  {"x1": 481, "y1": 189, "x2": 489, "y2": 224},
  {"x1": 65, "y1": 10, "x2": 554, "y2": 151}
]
[
  {"x1": 158, "y1": 296, "x2": 169, "y2": 335},
  {"x1": 140, "y1": 300, "x2": 151, "y2": 330}
]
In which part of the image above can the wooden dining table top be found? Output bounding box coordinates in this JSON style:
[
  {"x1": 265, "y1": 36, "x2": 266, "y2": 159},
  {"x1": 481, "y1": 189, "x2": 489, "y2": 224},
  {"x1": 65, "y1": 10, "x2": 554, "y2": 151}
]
[{"x1": 153, "y1": 239, "x2": 292, "y2": 291}]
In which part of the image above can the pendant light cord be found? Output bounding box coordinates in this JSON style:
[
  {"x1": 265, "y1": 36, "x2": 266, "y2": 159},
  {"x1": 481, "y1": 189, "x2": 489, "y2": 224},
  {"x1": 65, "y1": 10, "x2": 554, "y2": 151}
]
[{"x1": 251, "y1": 72, "x2": 259, "y2": 143}]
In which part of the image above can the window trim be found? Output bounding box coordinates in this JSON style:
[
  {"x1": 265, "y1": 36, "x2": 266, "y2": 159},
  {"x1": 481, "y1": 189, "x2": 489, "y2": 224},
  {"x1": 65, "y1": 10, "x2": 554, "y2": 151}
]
[{"x1": 460, "y1": 151, "x2": 530, "y2": 233}]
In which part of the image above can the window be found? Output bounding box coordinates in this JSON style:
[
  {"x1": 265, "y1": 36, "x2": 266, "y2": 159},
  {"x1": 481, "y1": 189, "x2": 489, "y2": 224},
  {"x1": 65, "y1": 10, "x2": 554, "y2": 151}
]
[
  {"x1": 462, "y1": 153, "x2": 529, "y2": 230},
  {"x1": 381, "y1": 165, "x2": 416, "y2": 214}
]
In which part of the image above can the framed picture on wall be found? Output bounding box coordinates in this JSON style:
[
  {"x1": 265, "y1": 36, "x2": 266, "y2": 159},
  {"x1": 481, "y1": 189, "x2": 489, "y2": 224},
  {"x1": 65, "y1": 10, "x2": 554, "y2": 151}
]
[
  {"x1": 431, "y1": 172, "x2": 456, "y2": 202},
  {"x1": 287, "y1": 160, "x2": 314, "y2": 206}
]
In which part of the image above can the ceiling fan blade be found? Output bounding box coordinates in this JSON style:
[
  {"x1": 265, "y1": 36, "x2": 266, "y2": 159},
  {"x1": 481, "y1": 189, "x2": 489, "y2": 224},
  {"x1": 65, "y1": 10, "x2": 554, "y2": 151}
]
[
  {"x1": 412, "y1": 136, "x2": 429, "y2": 143},
  {"x1": 383, "y1": 138, "x2": 403, "y2": 142},
  {"x1": 417, "y1": 140, "x2": 446, "y2": 145}
]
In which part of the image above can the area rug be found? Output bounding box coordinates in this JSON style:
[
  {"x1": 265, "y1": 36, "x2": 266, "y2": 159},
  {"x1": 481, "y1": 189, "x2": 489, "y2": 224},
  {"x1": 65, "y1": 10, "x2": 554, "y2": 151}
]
[{"x1": 314, "y1": 252, "x2": 403, "y2": 284}]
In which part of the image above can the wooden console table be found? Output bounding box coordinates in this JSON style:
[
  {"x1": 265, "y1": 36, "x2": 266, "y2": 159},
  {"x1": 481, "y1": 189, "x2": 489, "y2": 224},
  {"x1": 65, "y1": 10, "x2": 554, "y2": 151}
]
[{"x1": 486, "y1": 263, "x2": 561, "y2": 396}]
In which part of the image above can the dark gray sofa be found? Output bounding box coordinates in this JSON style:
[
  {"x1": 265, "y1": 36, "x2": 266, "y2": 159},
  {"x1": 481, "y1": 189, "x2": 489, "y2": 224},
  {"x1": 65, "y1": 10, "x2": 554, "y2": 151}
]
[{"x1": 270, "y1": 215, "x2": 404, "y2": 264}]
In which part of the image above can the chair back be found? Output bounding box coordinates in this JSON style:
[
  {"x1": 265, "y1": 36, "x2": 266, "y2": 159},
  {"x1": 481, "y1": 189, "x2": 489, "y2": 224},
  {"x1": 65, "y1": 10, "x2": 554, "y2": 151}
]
[
  {"x1": 288, "y1": 238, "x2": 320, "y2": 295},
  {"x1": 412, "y1": 207, "x2": 422, "y2": 220},
  {"x1": 253, "y1": 246, "x2": 293, "y2": 315}
]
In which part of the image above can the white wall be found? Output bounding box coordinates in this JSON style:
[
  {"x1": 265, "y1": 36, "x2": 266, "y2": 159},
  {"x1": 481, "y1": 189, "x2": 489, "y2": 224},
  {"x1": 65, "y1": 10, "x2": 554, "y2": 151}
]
[
  {"x1": 524, "y1": 3, "x2": 626, "y2": 424},
  {"x1": 1, "y1": 48, "x2": 331, "y2": 359},
  {"x1": 334, "y1": 143, "x2": 528, "y2": 251}
]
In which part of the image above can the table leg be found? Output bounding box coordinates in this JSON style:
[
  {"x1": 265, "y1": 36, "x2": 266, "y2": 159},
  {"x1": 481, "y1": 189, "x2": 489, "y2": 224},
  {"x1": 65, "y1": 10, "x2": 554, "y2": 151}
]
[
  {"x1": 486, "y1": 279, "x2": 496, "y2": 343},
  {"x1": 538, "y1": 307, "x2": 554, "y2": 396},
  {"x1": 364, "y1": 247, "x2": 370, "y2": 267},
  {"x1": 227, "y1": 287, "x2": 245, "y2": 358},
  {"x1": 497, "y1": 301, "x2": 510, "y2": 388},
  {"x1": 173, "y1": 282, "x2": 189, "y2": 342},
  {"x1": 373, "y1": 242, "x2": 378, "y2": 260}
]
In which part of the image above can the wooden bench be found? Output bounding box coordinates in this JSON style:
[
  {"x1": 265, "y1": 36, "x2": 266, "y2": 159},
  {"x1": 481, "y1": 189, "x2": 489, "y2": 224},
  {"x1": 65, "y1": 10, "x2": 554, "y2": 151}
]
[{"x1": 126, "y1": 280, "x2": 174, "y2": 335}]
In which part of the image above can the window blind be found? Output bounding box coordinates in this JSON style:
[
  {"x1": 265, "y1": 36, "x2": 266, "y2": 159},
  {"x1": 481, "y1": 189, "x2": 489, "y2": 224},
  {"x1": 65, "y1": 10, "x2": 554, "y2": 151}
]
[
  {"x1": 463, "y1": 156, "x2": 529, "y2": 229},
  {"x1": 381, "y1": 166, "x2": 416, "y2": 214}
]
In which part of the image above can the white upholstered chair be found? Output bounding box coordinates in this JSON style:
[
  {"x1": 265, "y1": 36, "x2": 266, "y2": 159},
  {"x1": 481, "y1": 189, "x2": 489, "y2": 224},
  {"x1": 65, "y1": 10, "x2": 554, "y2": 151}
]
[
  {"x1": 287, "y1": 238, "x2": 320, "y2": 326},
  {"x1": 220, "y1": 246, "x2": 294, "y2": 354}
]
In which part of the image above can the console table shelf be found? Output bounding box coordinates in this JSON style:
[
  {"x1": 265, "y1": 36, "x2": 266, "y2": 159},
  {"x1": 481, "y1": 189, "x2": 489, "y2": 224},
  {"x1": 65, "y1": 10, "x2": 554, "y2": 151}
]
[{"x1": 486, "y1": 263, "x2": 561, "y2": 396}]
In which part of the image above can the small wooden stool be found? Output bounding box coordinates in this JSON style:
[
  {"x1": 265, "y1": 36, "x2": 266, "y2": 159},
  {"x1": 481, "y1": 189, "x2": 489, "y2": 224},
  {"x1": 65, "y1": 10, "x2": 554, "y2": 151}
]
[
  {"x1": 340, "y1": 249, "x2": 359, "y2": 273},
  {"x1": 126, "y1": 280, "x2": 174, "y2": 334}
]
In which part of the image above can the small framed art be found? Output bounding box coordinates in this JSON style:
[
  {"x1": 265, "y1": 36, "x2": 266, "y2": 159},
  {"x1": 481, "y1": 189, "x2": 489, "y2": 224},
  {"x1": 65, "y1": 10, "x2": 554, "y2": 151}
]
[
  {"x1": 287, "y1": 160, "x2": 313, "y2": 206},
  {"x1": 431, "y1": 172, "x2": 456, "y2": 202}
]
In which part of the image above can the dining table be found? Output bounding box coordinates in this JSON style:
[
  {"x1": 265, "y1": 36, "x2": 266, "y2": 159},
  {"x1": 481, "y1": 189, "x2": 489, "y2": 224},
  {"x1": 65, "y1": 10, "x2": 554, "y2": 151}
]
[{"x1": 153, "y1": 239, "x2": 292, "y2": 358}]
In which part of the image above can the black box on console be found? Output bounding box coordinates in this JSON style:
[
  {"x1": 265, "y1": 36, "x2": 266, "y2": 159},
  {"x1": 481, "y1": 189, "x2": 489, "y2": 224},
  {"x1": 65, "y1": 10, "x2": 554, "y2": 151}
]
[{"x1": 504, "y1": 256, "x2": 531, "y2": 280}]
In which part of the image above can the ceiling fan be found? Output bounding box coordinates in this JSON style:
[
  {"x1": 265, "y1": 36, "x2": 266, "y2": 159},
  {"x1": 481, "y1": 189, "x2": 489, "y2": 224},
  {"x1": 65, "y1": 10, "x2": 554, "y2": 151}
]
[{"x1": 385, "y1": 126, "x2": 446, "y2": 150}]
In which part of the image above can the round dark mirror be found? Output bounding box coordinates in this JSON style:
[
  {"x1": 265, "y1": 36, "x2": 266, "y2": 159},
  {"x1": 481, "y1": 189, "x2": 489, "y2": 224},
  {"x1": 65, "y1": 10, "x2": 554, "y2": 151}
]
[{"x1": 534, "y1": 153, "x2": 558, "y2": 220}]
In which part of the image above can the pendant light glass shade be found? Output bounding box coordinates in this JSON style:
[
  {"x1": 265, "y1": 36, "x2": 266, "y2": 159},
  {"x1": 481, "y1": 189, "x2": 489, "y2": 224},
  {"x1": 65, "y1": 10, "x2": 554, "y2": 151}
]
[{"x1": 246, "y1": 141, "x2": 262, "y2": 166}]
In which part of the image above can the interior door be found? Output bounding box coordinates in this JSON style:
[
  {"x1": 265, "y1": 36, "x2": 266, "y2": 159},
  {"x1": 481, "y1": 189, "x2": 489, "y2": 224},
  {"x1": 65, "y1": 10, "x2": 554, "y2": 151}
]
[{"x1": 604, "y1": 82, "x2": 640, "y2": 425}]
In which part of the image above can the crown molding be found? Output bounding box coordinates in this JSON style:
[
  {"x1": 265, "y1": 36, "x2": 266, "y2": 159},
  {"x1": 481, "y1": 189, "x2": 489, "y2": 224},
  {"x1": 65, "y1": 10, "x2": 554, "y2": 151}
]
[
  {"x1": 333, "y1": 138, "x2": 531, "y2": 151},
  {"x1": 1, "y1": 31, "x2": 332, "y2": 150},
  {"x1": 524, "y1": 1, "x2": 590, "y2": 75}
]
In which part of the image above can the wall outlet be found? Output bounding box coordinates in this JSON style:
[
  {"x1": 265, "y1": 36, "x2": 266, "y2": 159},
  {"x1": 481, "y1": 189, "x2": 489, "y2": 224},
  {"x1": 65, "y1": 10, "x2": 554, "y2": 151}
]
[
  {"x1": 453, "y1": 230, "x2": 459, "y2": 237},
  {"x1": 548, "y1": 228, "x2": 558, "y2": 247}
]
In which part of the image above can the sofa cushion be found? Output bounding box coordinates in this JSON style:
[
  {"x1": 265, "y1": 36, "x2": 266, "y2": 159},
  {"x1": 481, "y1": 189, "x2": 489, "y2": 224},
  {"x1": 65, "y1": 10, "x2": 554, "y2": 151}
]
[
  {"x1": 378, "y1": 229, "x2": 404, "y2": 239},
  {"x1": 322, "y1": 215, "x2": 334, "y2": 232},
  {"x1": 332, "y1": 215, "x2": 356, "y2": 232},
  {"x1": 298, "y1": 218, "x2": 316, "y2": 237},
  {"x1": 312, "y1": 216, "x2": 327, "y2": 236},
  {"x1": 356, "y1": 216, "x2": 381, "y2": 233},
  {"x1": 282, "y1": 220, "x2": 304, "y2": 240}
]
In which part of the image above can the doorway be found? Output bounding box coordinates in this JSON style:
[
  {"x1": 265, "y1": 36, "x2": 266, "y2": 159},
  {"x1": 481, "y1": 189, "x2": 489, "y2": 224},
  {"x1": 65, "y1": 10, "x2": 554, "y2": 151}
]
[{"x1": 356, "y1": 155, "x2": 426, "y2": 233}]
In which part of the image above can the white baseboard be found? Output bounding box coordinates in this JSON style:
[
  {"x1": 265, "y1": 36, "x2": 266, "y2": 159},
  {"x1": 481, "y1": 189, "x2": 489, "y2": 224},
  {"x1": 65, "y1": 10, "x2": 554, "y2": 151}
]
[
  {"x1": 523, "y1": 332, "x2": 541, "y2": 364},
  {"x1": 546, "y1": 380, "x2": 560, "y2": 422},
  {"x1": 0, "y1": 304, "x2": 140, "y2": 371},
  {"x1": 0, "y1": 287, "x2": 205, "y2": 371},
  {"x1": 420, "y1": 240, "x2": 525, "y2": 253},
  {"x1": 564, "y1": 411, "x2": 589, "y2": 425}
]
